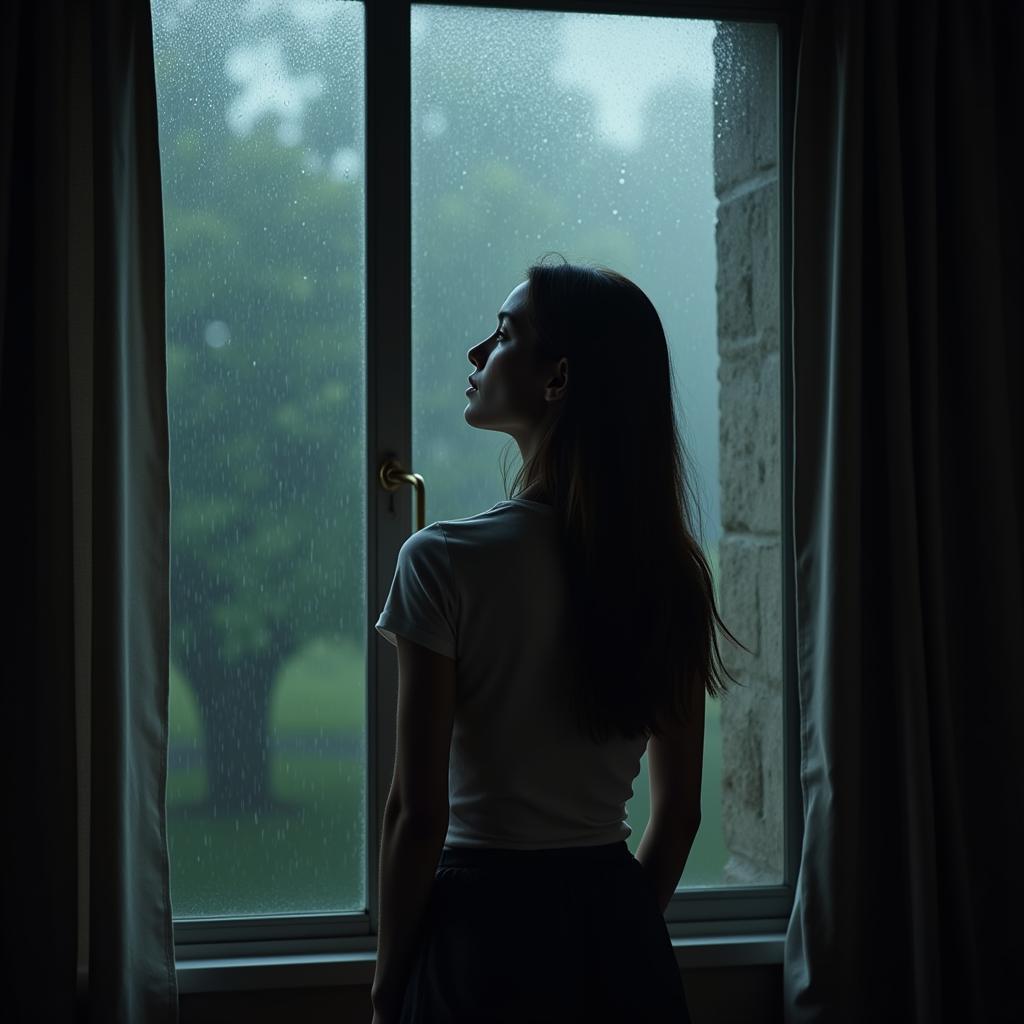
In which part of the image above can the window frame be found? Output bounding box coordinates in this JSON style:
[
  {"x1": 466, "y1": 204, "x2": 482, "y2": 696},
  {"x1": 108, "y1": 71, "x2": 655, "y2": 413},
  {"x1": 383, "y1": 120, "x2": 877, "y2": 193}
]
[{"x1": 169, "y1": 0, "x2": 802, "y2": 985}]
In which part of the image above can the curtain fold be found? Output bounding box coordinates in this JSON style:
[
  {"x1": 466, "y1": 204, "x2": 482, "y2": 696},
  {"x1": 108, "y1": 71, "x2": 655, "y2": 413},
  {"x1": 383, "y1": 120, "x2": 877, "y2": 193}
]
[
  {"x1": 1, "y1": 2, "x2": 178, "y2": 1021},
  {"x1": 786, "y1": 2, "x2": 1023, "y2": 1022}
]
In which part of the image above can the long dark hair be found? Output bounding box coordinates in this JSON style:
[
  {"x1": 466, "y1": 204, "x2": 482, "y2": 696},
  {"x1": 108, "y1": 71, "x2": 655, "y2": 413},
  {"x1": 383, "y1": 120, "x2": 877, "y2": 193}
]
[{"x1": 502, "y1": 253, "x2": 749, "y2": 744}]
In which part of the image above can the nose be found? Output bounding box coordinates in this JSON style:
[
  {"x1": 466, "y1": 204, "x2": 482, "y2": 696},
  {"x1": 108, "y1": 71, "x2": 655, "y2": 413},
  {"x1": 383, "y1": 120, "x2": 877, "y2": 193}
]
[{"x1": 468, "y1": 333, "x2": 496, "y2": 370}]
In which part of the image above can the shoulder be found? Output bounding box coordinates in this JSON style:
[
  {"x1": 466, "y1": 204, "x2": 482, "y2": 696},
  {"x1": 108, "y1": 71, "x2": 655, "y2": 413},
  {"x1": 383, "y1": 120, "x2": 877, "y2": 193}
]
[
  {"x1": 400, "y1": 504, "x2": 529, "y2": 566},
  {"x1": 397, "y1": 523, "x2": 453, "y2": 573}
]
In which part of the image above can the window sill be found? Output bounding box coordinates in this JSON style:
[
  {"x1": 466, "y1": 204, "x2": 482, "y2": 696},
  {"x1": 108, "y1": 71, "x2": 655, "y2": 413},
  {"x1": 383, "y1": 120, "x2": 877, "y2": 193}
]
[{"x1": 175, "y1": 933, "x2": 784, "y2": 994}]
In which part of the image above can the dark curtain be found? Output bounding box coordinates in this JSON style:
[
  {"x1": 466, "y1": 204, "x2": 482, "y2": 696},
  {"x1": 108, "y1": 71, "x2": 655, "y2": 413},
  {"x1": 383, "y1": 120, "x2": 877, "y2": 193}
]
[
  {"x1": 1, "y1": 1, "x2": 178, "y2": 1021},
  {"x1": 786, "y1": 1, "x2": 1023, "y2": 1021}
]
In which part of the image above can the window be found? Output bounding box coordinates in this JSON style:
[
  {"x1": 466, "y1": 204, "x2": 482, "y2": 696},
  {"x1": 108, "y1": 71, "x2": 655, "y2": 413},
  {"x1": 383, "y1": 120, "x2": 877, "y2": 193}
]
[
  {"x1": 153, "y1": 0, "x2": 795, "y2": 964},
  {"x1": 154, "y1": 0, "x2": 368, "y2": 924}
]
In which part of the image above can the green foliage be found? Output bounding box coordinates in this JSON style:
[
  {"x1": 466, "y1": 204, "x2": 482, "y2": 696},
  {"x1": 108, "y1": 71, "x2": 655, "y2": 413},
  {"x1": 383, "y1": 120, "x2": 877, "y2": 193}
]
[
  {"x1": 270, "y1": 637, "x2": 365, "y2": 735},
  {"x1": 163, "y1": 120, "x2": 363, "y2": 672}
]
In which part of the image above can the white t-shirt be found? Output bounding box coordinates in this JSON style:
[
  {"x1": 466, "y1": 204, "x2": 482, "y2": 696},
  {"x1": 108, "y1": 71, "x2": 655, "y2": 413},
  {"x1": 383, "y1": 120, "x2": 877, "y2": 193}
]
[{"x1": 375, "y1": 497, "x2": 648, "y2": 850}]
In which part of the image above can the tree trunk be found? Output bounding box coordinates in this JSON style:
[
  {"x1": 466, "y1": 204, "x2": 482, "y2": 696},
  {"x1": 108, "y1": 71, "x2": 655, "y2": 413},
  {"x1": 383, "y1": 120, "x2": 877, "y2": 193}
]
[{"x1": 186, "y1": 645, "x2": 284, "y2": 814}]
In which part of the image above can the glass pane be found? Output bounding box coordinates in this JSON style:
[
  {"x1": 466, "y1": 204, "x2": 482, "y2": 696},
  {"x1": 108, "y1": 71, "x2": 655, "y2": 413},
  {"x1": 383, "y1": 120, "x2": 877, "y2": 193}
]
[
  {"x1": 151, "y1": 0, "x2": 366, "y2": 917},
  {"x1": 411, "y1": 7, "x2": 781, "y2": 887}
]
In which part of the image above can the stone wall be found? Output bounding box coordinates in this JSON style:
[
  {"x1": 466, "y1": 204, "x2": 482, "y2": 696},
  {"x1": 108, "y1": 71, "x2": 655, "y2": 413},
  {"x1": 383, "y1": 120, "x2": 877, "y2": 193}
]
[{"x1": 712, "y1": 22, "x2": 784, "y2": 885}]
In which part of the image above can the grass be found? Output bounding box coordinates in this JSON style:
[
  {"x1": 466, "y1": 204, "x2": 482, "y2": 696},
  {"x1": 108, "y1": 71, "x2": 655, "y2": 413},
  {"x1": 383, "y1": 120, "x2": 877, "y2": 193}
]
[{"x1": 167, "y1": 627, "x2": 730, "y2": 918}]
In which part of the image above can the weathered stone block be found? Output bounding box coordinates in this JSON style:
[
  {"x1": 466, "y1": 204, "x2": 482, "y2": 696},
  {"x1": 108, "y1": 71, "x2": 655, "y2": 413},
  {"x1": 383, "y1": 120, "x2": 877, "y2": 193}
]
[
  {"x1": 723, "y1": 852, "x2": 778, "y2": 886},
  {"x1": 718, "y1": 534, "x2": 759, "y2": 676},
  {"x1": 759, "y1": 687, "x2": 785, "y2": 877},
  {"x1": 716, "y1": 185, "x2": 779, "y2": 344},
  {"x1": 720, "y1": 682, "x2": 784, "y2": 883},
  {"x1": 759, "y1": 542, "x2": 783, "y2": 690},
  {"x1": 721, "y1": 682, "x2": 762, "y2": 842},
  {"x1": 718, "y1": 349, "x2": 781, "y2": 533},
  {"x1": 751, "y1": 187, "x2": 779, "y2": 337},
  {"x1": 715, "y1": 197, "x2": 755, "y2": 341}
]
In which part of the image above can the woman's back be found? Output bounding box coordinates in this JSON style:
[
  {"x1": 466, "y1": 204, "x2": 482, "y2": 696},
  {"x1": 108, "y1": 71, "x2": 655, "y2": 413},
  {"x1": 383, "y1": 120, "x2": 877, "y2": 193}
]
[{"x1": 375, "y1": 498, "x2": 649, "y2": 851}]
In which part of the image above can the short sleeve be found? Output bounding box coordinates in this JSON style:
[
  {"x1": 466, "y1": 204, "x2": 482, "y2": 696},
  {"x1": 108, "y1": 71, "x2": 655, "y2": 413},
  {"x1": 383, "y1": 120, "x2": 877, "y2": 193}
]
[{"x1": 375, "y1": 523, "x2": 457, "y2": 660}]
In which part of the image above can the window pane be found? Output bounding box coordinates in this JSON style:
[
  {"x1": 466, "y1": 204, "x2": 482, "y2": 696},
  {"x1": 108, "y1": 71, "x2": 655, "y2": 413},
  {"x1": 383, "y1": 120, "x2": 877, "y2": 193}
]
[
  {"x1": 410, "y1": 6, "x2": 781, "y2": 887},
  {"x1": 152, "y1": 0, "x2": 366, "y2": 917}
]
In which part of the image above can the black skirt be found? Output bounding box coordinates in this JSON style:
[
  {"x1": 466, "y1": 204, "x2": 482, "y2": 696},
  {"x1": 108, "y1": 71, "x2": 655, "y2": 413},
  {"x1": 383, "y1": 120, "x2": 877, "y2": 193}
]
[{"x1": 398, "y1": 839, "x2": 692, "y2": 1023}]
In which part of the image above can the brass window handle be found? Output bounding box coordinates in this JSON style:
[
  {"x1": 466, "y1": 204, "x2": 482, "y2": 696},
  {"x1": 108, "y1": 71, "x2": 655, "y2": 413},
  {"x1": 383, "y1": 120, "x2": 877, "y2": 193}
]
[{"x1": 378, "y1": 458, "x2": 426, "y2": 533}]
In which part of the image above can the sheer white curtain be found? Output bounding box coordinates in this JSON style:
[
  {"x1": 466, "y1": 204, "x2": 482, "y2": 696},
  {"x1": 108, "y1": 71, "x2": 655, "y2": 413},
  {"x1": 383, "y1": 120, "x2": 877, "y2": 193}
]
[
  {"x1": 1, "y1": 1, "x2": 177, "y2": 1021},
  {"x1": 786, "y1": 1, "x2": 1022, "y2": 1021}
]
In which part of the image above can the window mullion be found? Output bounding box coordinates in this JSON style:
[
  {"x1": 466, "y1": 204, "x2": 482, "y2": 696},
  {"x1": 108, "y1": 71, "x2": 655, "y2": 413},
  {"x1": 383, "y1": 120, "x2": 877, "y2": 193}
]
[{"x1": 366, "y1": 0, "x2": 414, "y2": 940}]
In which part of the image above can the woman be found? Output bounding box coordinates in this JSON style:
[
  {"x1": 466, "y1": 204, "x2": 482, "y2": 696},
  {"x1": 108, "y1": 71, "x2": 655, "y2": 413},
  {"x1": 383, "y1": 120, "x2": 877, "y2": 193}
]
[{"x1": 371, "y1": 255, "x2": 746, "y2": 1023}]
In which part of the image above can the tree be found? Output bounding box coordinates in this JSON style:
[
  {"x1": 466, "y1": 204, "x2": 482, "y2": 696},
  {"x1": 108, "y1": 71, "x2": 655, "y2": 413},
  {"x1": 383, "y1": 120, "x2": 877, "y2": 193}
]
[{"x1": 154, "y1": 5, "x2": 365, "y2": 810}]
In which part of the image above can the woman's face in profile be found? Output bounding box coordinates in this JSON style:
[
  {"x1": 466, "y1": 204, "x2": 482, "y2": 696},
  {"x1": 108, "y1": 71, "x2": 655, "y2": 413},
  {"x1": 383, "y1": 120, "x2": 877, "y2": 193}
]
[{"x1": 465, "y1": 280, "x2": 561, "y2": 437}]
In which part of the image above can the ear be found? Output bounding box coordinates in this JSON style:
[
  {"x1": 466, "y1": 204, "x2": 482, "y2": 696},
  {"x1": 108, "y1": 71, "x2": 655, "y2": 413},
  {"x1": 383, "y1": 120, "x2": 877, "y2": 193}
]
[{"x1": 546, "y1": 357, "x2": 568, "y2": 400}]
